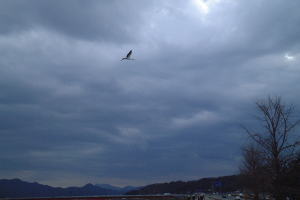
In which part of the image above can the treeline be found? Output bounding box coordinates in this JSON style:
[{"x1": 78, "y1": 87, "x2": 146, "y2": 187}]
[{"x1": 127, "y1": 175, "x2": 243, "y2": 195}]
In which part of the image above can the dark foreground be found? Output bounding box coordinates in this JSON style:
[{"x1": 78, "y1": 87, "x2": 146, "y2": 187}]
[{"x1": 2, "y1": 194, "x2": 187, "y2": 200}]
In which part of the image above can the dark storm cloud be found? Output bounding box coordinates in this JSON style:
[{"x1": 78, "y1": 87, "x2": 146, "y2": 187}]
[
  {"x1": 0, "y1": 0, "x2": 300, "y2": 187},
  {"x1": 0, "y1": 0, "x2": 155, "y2": 43}
]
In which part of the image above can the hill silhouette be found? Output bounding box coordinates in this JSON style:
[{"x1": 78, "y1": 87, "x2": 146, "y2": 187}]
[
  {"x1": 0, "y1": 175, "x2": 243, "y2": 198},
  {"x1": 0, "y1": 179, "x2": 117, "y2": 198},
  {"x1": 126, "y1": 175, "x2": 242, "y2": 194}
]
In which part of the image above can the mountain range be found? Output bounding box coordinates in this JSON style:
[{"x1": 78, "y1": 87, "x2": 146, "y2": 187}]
[
  {"x1": 0, "y1": 175, "x2": 242, "y2": 198},
  {"x1": 126, "y1": 175, "x2": 242, "y2": 195},
  {"x1": 0, "y1": 178, "x2": 139, "y2": 198}
]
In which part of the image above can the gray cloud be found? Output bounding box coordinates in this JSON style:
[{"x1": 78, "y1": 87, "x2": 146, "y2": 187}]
[
  {"x1": 0, "y1": 0, "x2": 300, "y2": 187},
  {"x1": 0, "y1": 0, "x2": 156, "y2": 43}
]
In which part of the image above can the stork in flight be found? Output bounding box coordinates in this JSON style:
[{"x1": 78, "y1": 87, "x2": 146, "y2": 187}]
[{"x1": 121, "y1": 50, "x2": 134, "y2": 60}]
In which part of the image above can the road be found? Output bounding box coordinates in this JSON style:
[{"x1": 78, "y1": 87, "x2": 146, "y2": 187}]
[{"x1": 204, "y1": 194, "x2": 237, "y2": 200}]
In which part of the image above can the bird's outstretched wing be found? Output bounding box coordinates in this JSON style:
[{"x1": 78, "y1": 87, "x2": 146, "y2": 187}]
[{"x1": 126, "y1": 50, "x2": 132, "y2": 59}]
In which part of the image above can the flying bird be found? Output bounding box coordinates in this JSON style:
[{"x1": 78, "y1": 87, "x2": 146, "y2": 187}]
[{"x1": 121, "y1": 50, "x2": 134, "y2": 60}]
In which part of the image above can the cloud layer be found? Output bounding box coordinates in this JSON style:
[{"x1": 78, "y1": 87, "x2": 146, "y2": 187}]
[{"x1": 0, "y1": 0, "x2": 300, "y2": 187}]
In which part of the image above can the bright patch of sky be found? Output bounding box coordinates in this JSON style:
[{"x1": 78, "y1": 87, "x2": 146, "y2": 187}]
[{"x1": 285, "y1": 53, "x2": 295, "y2": 61}]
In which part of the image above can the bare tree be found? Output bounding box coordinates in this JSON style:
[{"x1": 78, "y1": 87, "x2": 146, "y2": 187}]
[
  {"x1": 242, "y1": 96, "x2": 300, "y2": 200},
  {"x1": 240, "y1": 144, "x2": 267, "y2": 200}
]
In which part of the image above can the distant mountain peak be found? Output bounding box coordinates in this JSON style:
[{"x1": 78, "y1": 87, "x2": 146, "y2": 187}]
[{"x1": 0, "y1": 179, "x2": 119, "y2": 198}]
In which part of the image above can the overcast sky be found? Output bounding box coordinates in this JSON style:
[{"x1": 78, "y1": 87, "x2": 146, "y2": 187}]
[{"x1": 1, "y1": 0, "x2": 300, "y2": 187}]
